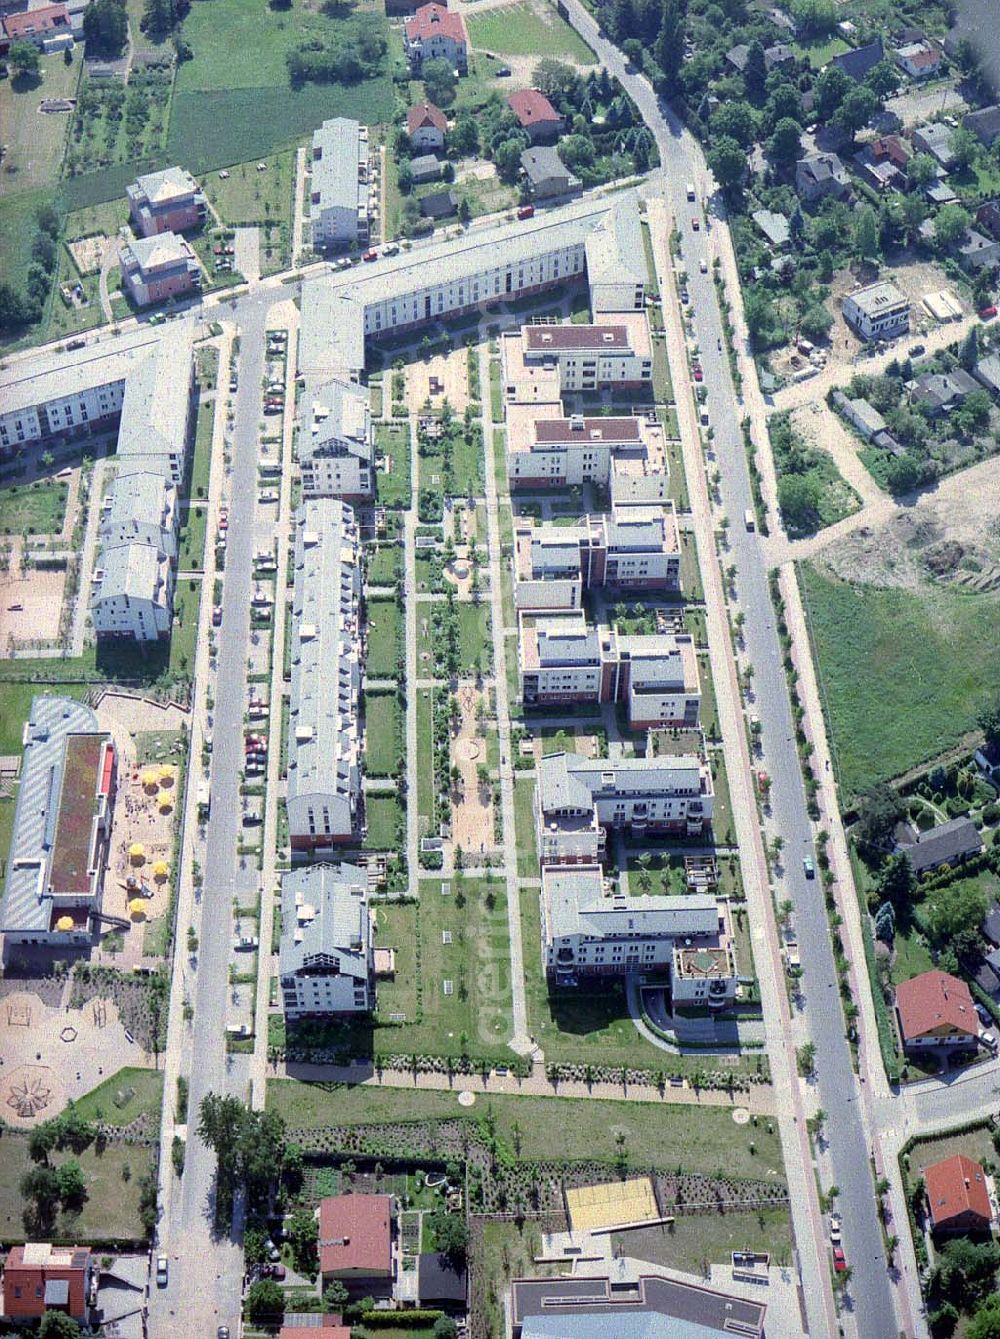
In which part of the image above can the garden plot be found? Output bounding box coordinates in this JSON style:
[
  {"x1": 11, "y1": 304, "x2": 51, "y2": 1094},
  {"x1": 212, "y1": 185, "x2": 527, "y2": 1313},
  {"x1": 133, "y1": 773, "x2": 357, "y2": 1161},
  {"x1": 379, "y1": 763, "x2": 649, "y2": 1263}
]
[
  {"x1": 451, "y1": 682, "x2": 495, "y2": 857},
  {"x1": 67, "y1": 233, "x2": 109, "y2": 275}
]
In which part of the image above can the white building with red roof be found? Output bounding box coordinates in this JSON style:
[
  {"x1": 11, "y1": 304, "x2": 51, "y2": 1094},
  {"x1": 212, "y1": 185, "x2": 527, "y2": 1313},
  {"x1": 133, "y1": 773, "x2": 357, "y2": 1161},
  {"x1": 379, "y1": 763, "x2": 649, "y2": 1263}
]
[
  {"x1": 403, "y1": 3, "x2": 468, "y2": 73},
  {"x1": 1, "y1": 3, "x2": 73, "y2": 52},
  {"x1": 924, "y1": 1154, "x2": 994, "y2": 1233},
  {"x1": 508, "y1": 89, "x2": 563, "y2": 143},
  {"x1": 895, "y1": 969, "x2": 979, "y2": 1050},
  {"x1": 407, "y1": 101, "x2": 448, "y2": 152}
]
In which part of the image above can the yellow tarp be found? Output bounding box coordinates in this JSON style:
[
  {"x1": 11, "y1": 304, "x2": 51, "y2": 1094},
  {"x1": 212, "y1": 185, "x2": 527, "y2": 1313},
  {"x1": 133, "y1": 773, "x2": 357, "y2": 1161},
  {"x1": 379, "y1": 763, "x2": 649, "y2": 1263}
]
[{"x1": 566, "y1": 1177, "x2": 659, "y2": 1232}]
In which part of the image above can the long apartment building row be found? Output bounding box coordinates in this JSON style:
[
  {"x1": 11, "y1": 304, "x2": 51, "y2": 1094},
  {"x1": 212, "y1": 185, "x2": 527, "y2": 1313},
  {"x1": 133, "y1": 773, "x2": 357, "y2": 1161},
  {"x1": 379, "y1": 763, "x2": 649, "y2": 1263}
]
[
  {"x1": 286, "y1": 499, "x2": 363, "y2": 851},
  {"x1": 513, "y1": 502, "x2": 680, "y2": 611},
  {"x1": 519, "y1": 613, "x2": 700, "y2": 729},
  {"x1": 0, "y1": 324, "x2": 196, "y2": 643}
]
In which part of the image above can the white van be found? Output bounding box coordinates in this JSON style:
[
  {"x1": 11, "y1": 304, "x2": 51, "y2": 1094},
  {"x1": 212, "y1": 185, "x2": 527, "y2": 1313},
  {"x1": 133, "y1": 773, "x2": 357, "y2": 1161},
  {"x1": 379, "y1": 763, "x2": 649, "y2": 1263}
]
[{"x1": 745, "y1": 509, "x2": 755, "y2": 531}]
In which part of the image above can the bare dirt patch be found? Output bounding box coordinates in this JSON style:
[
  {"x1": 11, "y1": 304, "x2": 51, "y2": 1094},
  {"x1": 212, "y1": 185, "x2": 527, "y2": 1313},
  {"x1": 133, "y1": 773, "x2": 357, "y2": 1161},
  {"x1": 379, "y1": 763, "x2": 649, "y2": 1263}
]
[
  {"x1": 0, "y1": 560, "x2": 66, "y2": 652},
  {"x1": 451, "y1": 682, "x2": 495, "y2": 856},
  {"x1": 67, "y1": 234, "x2": 110, "y2": 277},
  {"x1": 407, "y1": 345, "x2": 470, "y2": 417}
]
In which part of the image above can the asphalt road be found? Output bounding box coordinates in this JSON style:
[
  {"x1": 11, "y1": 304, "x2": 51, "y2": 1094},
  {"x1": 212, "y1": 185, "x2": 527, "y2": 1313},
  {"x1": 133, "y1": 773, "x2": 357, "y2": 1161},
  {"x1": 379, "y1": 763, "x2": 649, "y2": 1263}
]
[{"x1": 555, "y1": 4, "x2": 900, "y2": 1334}]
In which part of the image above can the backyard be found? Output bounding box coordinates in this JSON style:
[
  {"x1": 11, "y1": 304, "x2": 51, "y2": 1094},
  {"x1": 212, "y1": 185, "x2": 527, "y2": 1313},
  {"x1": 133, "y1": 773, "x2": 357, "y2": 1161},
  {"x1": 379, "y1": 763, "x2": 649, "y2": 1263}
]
[
  {"x1": 364, "y1": 690, "x2": 403, "y2": 778},
  {"x1": 364, "y1": 793, "x2": 404, "y2": 851},
  {"x1": 366, "y1": 597, "x2": 404, "y2": 679}
]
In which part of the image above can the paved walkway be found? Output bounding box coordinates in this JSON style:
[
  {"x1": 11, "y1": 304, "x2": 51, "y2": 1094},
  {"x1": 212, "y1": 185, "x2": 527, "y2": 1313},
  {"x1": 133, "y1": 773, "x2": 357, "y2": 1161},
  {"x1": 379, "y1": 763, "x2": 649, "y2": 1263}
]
[
  {"x1": 68, "y1": 455, "x2": 111, "y2": 656},
  {"x1": 292, "y1": 146, "x2": 308, "y2": 266},
  {"x1": 404, "y1": 414, "x2": 421, "y2": 886}
]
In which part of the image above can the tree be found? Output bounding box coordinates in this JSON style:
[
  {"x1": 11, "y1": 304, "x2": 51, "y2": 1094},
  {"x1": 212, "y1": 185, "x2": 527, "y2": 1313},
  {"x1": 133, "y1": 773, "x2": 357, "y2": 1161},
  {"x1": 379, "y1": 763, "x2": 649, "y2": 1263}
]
[
  {"x1": 926, "y1": 880, "x2": 990, "y2": 950},
  {"x1": 876, "y1": 851, "x2": 915, "y2": 909},
  {"x1": 397, "y1": 161, "x2": 413, "y2": 194},
  {"x1": 29, "y1": 1123, "x2": 58, "y2": 1165},
  {"x1": 39, "y1": 1316, "x2": 81, "y2": 1339},
  {"x1": 323, "y1": 1280, "x2": 350, "y2": 1311},
  {"x1": 449, "y1": 114, "x2": 479, "y2": 156},
  {"x1": 777, "y1": 474, "x2": 820, "y2": 535},
  {"x1": 835, "y1": 85, "x2": 878, "y2": 140},
  {"x1": 428, "y1": 1210, "x2": 468, "y2": 1267},
  {"x1": 422, "y1": 57, "x2": 457, "y2": 106},
  {"x1": 287, "y1": 1206, "x2": 319, "y2": 1274},
  {"x1": 142, "y1": 0, "x2": 180, "y2": 38},
  {"x1": 952, "y1": 388, "x2": 992, "y2": 437},
  {"x1": 244, "y1": 1226, "x2": 268, "y2": 1266},
  {"x1": 799, "y1": 303, "x2": 833, "y2": 343},
  {"x1": 764, "y1": 84, "x2": 803, "y2": 134},
  {"x1": 934, "y1": 203, "x2": 972, "y2": 248},
  {"x1": 789, "y1": 0, "x2": 837, "y2": 33},
  {"x1": 874, "y1": 901, "x2": 895, "y2": 944},
  {"x1": 866, "y1": 60, "x2": 899, "y2": 101},
  {"x1": 245, "y1": 1278, "x2": 285, "y2": 1325},
  {"x1": 930, "y1": 1238, "x2": 1000, "y2": 1309},
  {"x1": 743, "y1": 40, "x2": 767, "y2": 103},
  {"x1": 560, "y1": 134, "x2": 594, "y2": 172},
  {"x1": 813, "y1": 65, "x2": 850, "y2": 122},
  {"x1": 969, "y1": 1295, "x2": 1000, "y2": 1339},
  {"x1": 707, "y1": 134, "x2": 745, "y2": 192},
  {"x1": 56, "y1": 1159, "x2": 87, "y2": 1209},
  {"x1": 20, "y1": 1164, "x2": 60, "y2": 1224},
  {"x1": 767, "y1": 117, "x2": 802, "y2": 166},
  {"x1": 494, "y1": 137, "x2": 526, "y2": 184},
  {"x1": 978, "y1": 695, "x2": 1000, "y2": 747},
  {"x1": 533, "y1": 58, "x2": 577, "y2": 97},
  {"x1": 856, "y1": 783, "x2": 903, "y2": 851},
  {"x1": 950, "y1": 125, "x2": 979, "y2": 172},
  {"x1": 433, "y1": 1318, "x2": 458, "y2": 1339},
  {"x1": 653, "y1": 0, "x2": 687, "y2": 97},
  {"x1": 711, "y1": 100, "x2": 756, "y2": 149},
  {"x1": 82, "y1": 0, "x2": 129, "y2": 58},
  {"x1": 457, "y1": 197, "x2": 471, "y2": 225},
  {"x1": 8, "y1": 39, "x2": 41, "y2": 78},
  {"x1": 907, "y1": 153, "x2": 938, "y2": 188}
]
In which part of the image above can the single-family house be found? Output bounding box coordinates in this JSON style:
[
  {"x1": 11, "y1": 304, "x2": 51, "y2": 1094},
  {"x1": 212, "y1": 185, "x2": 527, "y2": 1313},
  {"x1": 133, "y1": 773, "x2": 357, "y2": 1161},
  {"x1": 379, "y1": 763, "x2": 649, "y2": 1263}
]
[
  {"x1": 765, "y1": 7, "x2": 798, "y2": 37},
  {"x1": 521, "y1": 146, "x2": 581, "y2": 200},
  {"x1": 895, "y1": 969, "x2": 979, "y2": 1050},
  {"x1": 973, "y1": 958, "x2": 1000, "y2": 998},
  {"x1": 419, "y1": 189, "x2": 458, "y2": 219},
  {"x1": 957, "y1": 229, "x2": 1000, "y2": 273},
  {"x1": 403, "y1": 3, "x2": 468, "y2": 74},
  {"x1": 2, "y1": 1244, "x2": 94, "y2": 1323},
  {"x1": 831, "y1": 38, "x2": 885, "y2": 83},
  {"x1": 974, "y1": 739, "x2": 1000, "y2": 782},
  {"x1": 318, "y1": 1194, "x2": 394, "y2": 1294},
  {"x1": 765, "y1": 42, "x2": 795, "y2": 70},
  {"x1": 976, "y1": 200, "x2": 1000, "y2": 240},
  {"x1": 894, "y1": 814, "x2": 983, "y2": 872},
  {"x1": 909, "y1": 368, "x2": 980, "y2": 415},
  {"x1": 795, "y1": 153, "x2": 851, "y2": 202},
  {"x1": 1, "y1": 3, "x2": 72, "y2": 51},
  {"x1": 894, "y1": 39, "x2": 943, "y2": 79},
  {"x1": 912, "y1": 121, "x2": 957, "y2": 168},
  {"x1": 725, "y1": 43, "x2": 750, "y2": 73},
  {"x1": 924, "y1": 1154, "x2": 993, "y2": 1233},
  {"x1": 925, "y1": 180, "x2": 959, "y2": 206},
  {"x1": 409, "y1": 153, "x2": 444, "y2": 184},
  {"x1": 508, "y1": 88, "x2": 563, "y2": 144},
  {"x1": 981, "y1": 899, "x2": 1000, "y2": 948},
  {"x1": 752, "y1": 209, "x2": 790, "y2": 249},
  {"x1": 407, "y1": 101, "x2": 447, "y2": 152},
  {"x1": 966, "y1": 105, "x2": 1000, "y2": 148}
]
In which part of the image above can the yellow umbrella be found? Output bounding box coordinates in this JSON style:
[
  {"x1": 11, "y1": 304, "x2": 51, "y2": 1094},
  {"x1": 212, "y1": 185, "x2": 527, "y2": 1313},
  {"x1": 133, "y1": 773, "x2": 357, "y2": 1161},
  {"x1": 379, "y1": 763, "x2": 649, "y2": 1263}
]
[
  {"x1": 129, "y1": 843, "x2": 145, "y2": 861},
  {"x1": 158, "y1": 798, "x2": 172, "y2": 814},
  {"x1": 56, "y1": 915, "x2": 75, "y2": 932},
  {"x1": 129, "y1": 898, "x2": 146, "y2": 919},
  {"x1": 152, "y1": 860, "x2": 169, "y2": 879},
  {"x1": 141, "y1": 769, "x2": 158, "y2": 788},
  {"x1": 158, "y1": 766, "x2": 174, "y2": 786}
]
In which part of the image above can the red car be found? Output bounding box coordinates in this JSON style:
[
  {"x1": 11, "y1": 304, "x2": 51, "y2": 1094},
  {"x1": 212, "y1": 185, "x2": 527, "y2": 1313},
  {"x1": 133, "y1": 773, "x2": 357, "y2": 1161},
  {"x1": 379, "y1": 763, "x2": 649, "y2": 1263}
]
[
  {"x1": 218, "y1": 510, "x2": 229, "y2": 531},
  {"x1": 363, "y1": 249, "x2": 378, "y2": 262},
  {"x1": 692, "y1": 365, "x2": 704, "y2": 382},
  {"x1": 832, "y1": 1246, "x2": 847, "y2": 1273},
  {"x1": 980, "y1": 305, "x2": 998, "y2": 320},
  {"x1": 517, "y1": 205, "x2": 535, "y2": 220},
  {"x1": 691, "y1": 217, "x2": 700, "y2": 230}
]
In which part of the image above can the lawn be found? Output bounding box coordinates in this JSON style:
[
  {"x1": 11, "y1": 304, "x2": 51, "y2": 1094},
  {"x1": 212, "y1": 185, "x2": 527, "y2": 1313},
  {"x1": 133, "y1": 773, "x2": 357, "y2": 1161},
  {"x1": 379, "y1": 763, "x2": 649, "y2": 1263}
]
[
  {"x1": 366, "y1": 543, "x2": 402, "y2": 588},
  {"x1": 0, "y1": 794, "x2": 16, "y2": 872},
  {"x1": 190, "y1": 398, "x2": 215, "y2": 501},
  {"x1": 457, "y1": 601, "x2": 491, "y2": 669},
  {"x1": 466, "y1": 2, "x2": 595, "y2": 62},
  {"x1": 267, "y1": 1081, "x2": 786, "y2": 1179},
  {"x1": 0, "y1": 188, "x2": 55, "y2": 333},
  {"x1": 364, "y1": 793, "x2": 404, "y2": 850},
  {"x1": 0, "y1": 52, "x2": 81, "y2": 200},
  {"x1": 177, "y1": 503, "x2": 208, "y2": 570},
  {"x1": 416, "y1": 687, "x2": 435, "y2": 831},
  {"x1": 73, "y1": 1067, "x2": 164, "y2": 1127},
  {"x1": 794, "y1": 36, "x2": 851, "y2": 68},
  {"x1": 908, "y1": 1124, "x2": 998, "y2": 1184},
  {"x1": 799, "y1": 563, "x2": 1000, "y2": 797},
  {"x1": 365, "y1": 690, "x2": 403, "y2": 777},
  {"x1": 366, "y1": 597, "x2": 404, "y2": 679},
  {"x1": 513, "y1": 777, "x2": 537, "y2": 877},
  {"x1": 201, "y1": 150, "x2": 295, "y2": 274},
  {"x1": 0, "y1": 1133, "x2": 154, "y2": 1243},
  {"x1": 611, "y1": 1209, "x2": 792, "y2": 1274},
  {"x1": 376, "y1": 422, "x2": 412, "y2": 509},
  {"x1": 0, "y1": 682, "x2": 91, "y2": 755},
  {"x1": 0, "y1": 478, "x2": 69, "y2": 536},
  {"x1": 177, "y1": 0, "x2": 327, "y2": 90}
]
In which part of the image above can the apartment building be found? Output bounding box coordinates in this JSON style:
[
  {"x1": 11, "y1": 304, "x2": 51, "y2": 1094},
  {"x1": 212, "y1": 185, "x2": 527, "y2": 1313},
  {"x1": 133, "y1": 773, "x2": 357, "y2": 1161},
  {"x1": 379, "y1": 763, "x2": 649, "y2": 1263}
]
[
  {"x1": 516, "y1": 316, "x2": 652, "y2": 391},
  {"x1": 90, "y1": 541, "x2": 174, "y2": 642},
  {"x1": 513, "y1": 503, "x2": 680, "y2": 609},
  {"x1": 99, "y1": 471, "x2": 178, "y2": 562},
  {"x1": 0, "y1": 697, "x2": 116, "y2": 950},
  {"x1": 518, "y1": 612, "x2": 699, "y2": 726},
  {"x1": 127, "y1": 165, "x2": 207, "y2": 238},
  {"x1": 540, "y1": 865, "x2": 737, "y2": 1004},
  {"x1": 287, "y1": 500, "x2": 362, "y2": 850},
  {"x1": 842, "y1": 280, "x2": 910, "y2": 341},
  {"x1": 119, "y1": 231, "x2": 200, "y2": 308},
  {"x1": 310, "y1": 117, "x2": 371, "y2": 249},
  {"x1": 403, "y1": 2, "x2": 468, "y2": 72},
  {"x1": 279, "y1": 863, "x2": 374, "y2": 1019},
  {"x1": 2, "y1": 1243, "x2": 94, "y2": 1323},
  {"x1": 299, "y1": 378, "x2": 374, "y2": 500},
  {"x1": 537, "y1": 751, "x2": 712, "y2": 866},
  {"x1": 584, "y1": 197, "x2": 646, "y2": 313}
]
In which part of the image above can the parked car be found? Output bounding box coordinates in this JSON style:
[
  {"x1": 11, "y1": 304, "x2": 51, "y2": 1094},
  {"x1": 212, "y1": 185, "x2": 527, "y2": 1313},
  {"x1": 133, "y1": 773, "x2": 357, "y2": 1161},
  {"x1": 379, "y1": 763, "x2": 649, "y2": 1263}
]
[
  {"x1": 832, "y1": 1246, "x2": 847, "y2": 1273},
  {"x1": 156, "y1": 1255, "x2": 168, "y2": 1287},
  {"x1": 829, "y1": 1213, "x2": 842, "y2": 1244},
  {"x1": 496, "y1": 64, "x2": 512, "y2": 76},
  {"x1": 803, "y1": 857, "x2": 815, "y2": 879},
  {"x1": 517, "y1": 204, "x2": 535, "y2": 220},
  {"x1": 212, "y1": 606, "x2": 223, "y2": 627},
  {"x1": 362, "y1": 249, "x2": 378, "y2": 262},
  {"x1": 980, "y1": 1028, "x2": 997, "y2": 1052},
  {"x1": 692, "y1": 364, "x2": 703, "y2": 382},
  {"x1": 980, "y1": 305, "x2": 998, "y2": 320},
  {"x1": 976, "y1": 1003, "x2": 992, "y2": 1026},
  {"x1": 908, "y1": 343, "x2": 925, "y2": 357}
]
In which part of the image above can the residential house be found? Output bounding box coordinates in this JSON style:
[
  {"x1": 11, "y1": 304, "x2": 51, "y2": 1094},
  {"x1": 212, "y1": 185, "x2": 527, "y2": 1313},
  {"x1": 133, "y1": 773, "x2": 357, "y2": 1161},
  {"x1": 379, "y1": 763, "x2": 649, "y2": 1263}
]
[
  {"x1": 751, "y1": 209, "x2": 790, "y2": 249},
  {"x1": 0, "y1": 698, "x2": 116, "y2": 950},
  {"x1": 512, "y1": 316, "x2": 653, "y2": 391},
  {"x1": 831, "y1": 38, "x2": 885, "y2": 83},
  {"x1": 318, "y1": 1194, "x2": 394, "y2": 1294},
  {"x1": 299, "y1": 378, "x2": 373, "y2": 501},
  {"x1": 1, "y1": 2, "x2": 72, "y2": 50},
  {"x1": 795, "y1": 153, "x2": 851, "y2": 203},
  {"x1": 976, "y1": 200, "x2": 1000, "y2": 240},
  {"x1": 966, "y1": 105, "x2": 1000, "y2": 148},
  {"x1": 924, "y1": 1155, "x2": 993, "y2": 1233},
  {"x1": 765, "y1": 42, "x2": 795, "y2": 70},
  {"x1": 981, "y1": 900, "x2": 1000, "y2": 947},
  {"x1": 926, "y1": 180, "x2": 959, "y2": 206},
  {"x1": 2, "y1": 1244, "x2": 94, "y2": 1322},
  {"x1": 521, "y1": 146, "x2": 581, "y2": 200},
  {"x1": 859, "y1": 134, "x2": 913, "y2": 192},
  {"x1": 894, "y1": 39, "x2": 943, "y2": 79},
  {"x1": 407, "y1": 100, "x2": 447, "y2": 152},
  {"x1": 119, "y1": 232, "x2": 200, "y2": 309},
  {"x1": 419, "y1": 188, "x2": 458, "y2": 220},
  {"x1": 540, "y1": 864, "x2": 738, "y2": 1004},
  {"x1": 417, "y1": 1253, "x2": 468, "y2": 1311},
  {"x1": 895, "y1": 815, "x2": 983, "y2": 872},
  {"x1": 832, "y1": 391, "x2": 887, "y2": 441},
  {"x1": 725, "y1": 43, "x2": 750, "y2": 73},
  {"x1": 895, "y1": 969, "x2": 979, "y2": 1050},
  {"x1": 508, "y1": 88, "x2": 563, "y2": 143},
  {"x1": 279, "y1": 863, "x2": 374, "y2": 1019},
  {"x1": 127, "y1": 166, "x2": 207, "y2": 238},
  {"x1": 310, "y1": 118, "x2": 371, "y2": 249},
  {"x1": 842, "y1": 280, "x2": 910, "y2": 342},
  {"x1": 909, "y1": 368, "x2": 979, "y2": 416},
  {"x1": 912, "y1": 121, "x2": 957, "y2": 168},
  {"x1": 974, "y1": 739, "x2": 1000, "y2": 782},
  {"x1": 409, "y1": 153, "x2": 444, "y2": 184},
  {"x1": 403, "y1": 3, "x2": 468, "y2": 74},
  {"x1": 764, "y1": 6, "x2": 798, "y2": 37},
  {"x1": 957, "y1": 229, "x2": 1000, "y2": 273}
]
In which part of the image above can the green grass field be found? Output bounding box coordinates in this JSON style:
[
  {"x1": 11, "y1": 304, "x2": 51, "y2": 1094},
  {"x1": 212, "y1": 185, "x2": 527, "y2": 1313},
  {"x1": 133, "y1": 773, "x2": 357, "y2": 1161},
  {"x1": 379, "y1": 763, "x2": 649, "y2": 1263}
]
[
  {"x1": 0, "y1": 53, "x2": 81, "y2": 200},
  {"x1": 794, "y1": 36, "x2": 851, "y2": 68},
  {"x1": 364, "y1": 690, "x2": 403, "y2": 777},
  {"x1": 513, "y1": 777, "x2": 537, "y2": 877},
  {"x1": 0, "y1": 478, "x2": 69, "y2": 536},
  {"x1": 366, "y1": 597, "x2": 403, "y2": 679},
  {"x1": 267, "y1": 1080, "x2": 785, "y2": 1179},
  {"x1": 177, "y1": 0, "x2": 322, "y2": 91},
  {"x1": 366, "y1": 543, "x2": 403, "y2": 587},
  {"x1": 800, "y1": 563, "x2": 1000, "y2": 797},
  {"x1": 457, "y1": 601, "x2": 491, "y2": 669},
  {"x1": 376, "y1": 423, "x2": 412, "y2": 508},
  {"x1": 364, "y1": 793, "x2": 404, "y2": 850},
  {"x1": 466, "y1": 2, "x2": 594, "y2": 62},
  {"x1": 73, "y1": 1067, "x2": 164, "y2": 1127},
  {"x1": 416, "y1": 687, "x2": 435, "y2": 830}
]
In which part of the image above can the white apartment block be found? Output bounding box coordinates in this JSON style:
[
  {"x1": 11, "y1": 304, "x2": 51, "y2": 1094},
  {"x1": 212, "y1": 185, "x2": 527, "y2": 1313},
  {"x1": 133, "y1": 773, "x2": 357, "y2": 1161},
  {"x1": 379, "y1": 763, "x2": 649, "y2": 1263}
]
[
  {"x1": 310, "y1": 118, "x2": 371, "y2": 249},
  {"x1": 90, "y1": 542, "x2": 174, "y2": 642},
  {"x1": 280, "y1": 863, "x2": 374, "y2": 1019},
  {"x1": 842, "y1": 281, "x2": 910, "y2": 342},
  {"x1": 537, "y1": 751, "x2": 713, "y2": 866},
  {"x1": 99, "y1": 471, "x2": 178, "y2": 562},
  {"x1": 287, "y1": 500, "x2": 362, "y2": 851},
  {"x1": 299, "y1": 378, "x2": 374, "y2": 500},
  {"x1": 540, "y1": 865, "x2": 737, "y2": 1005},
  {"x1": 517, "y1": 315, "x2": 653, "y2": 391}
]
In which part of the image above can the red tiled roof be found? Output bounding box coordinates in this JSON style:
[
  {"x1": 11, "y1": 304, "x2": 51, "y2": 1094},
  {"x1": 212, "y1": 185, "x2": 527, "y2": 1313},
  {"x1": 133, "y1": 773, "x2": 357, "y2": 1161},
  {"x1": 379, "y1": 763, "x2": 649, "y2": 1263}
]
[
  {"x1": 508, "y1": 89, "x2": 561, "y2": 129},
  {"x1": 896, "y1": 970, "x2": 978, "y2": 1041},
  {"x1": 405, "y1": 3, "x2": 467, "y2": 44},
  {"x1": 904, "y1": 46, "x2": 941, "y2": 68},
  {"x1": 524, "y1": 324, "x2": 629, "y2": 351},
  {"x1": 319, "y1": 1194, "x2": 392, "y2": 1277},
  {"x1": 408, "y1": 101, "x2": 448, "y2": 134},
  {"x1": 3, "y1": 3, "x2": 70, "y2": 38},
  {"x1": 925, "y1": 1154, "x2": 992, "y2": 1229}
]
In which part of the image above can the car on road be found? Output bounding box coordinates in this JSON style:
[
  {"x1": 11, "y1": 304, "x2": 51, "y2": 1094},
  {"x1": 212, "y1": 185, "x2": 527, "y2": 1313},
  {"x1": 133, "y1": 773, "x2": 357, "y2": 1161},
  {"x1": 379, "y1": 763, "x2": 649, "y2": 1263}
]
[
  {"x1": 832, "y1": 1245, "x2": 847, "y2": 1273},
  {"x1": 700, "y1": 258, "x2": 708, "y2": 273},
  {"x1": 517, "y1": 204, "x2": 535, "y2": 220},
  {"x1": 363, "y1": 249, "x2": 378, "y2": 262},
  {"x1": 908, "y1": 343, "x2": 925, "y2": 357},
  {"x1": 980, "y1": 1028, "x2": 997, "y2": 1051},
  {"x1": 692, "y1": 364, "x2": 703, "y2": 382},
  {"x1": 218, "y1": 1328, "x2": 230, "y2": 1339},
  {"x1": 212, "y1": 606, "x2": 223, "y2": 627},
  {"x1": 156, "y1": 1255, "x2": 168, "y2": 1286},
  {"x1": 691, "y1": 217, "x2": 700, "y2": 230},
  {"x1": 803, "y1": 857, "x2": 815, "y2": 879},
  {"x1": 829, "y1": 1213, "x2": 842, "y2": 1243},
  {"x1": 66, "y1": 338, "x2": 86, "y2": 351}
]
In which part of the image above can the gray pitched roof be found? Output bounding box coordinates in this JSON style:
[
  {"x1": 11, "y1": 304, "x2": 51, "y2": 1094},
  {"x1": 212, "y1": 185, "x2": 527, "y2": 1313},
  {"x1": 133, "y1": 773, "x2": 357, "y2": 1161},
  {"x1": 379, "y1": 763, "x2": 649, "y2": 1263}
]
[
  {"x1": 311, "y1": 118, "x2": 366, "y2": 217},
  {"x1": 301, "y1": 377, "x2": 372, "y2": 466},
  {"x1": 280, "y1": 862, "x2": 370, "y2": 979},
  {"x1": 537, "y1": 751, "x2": 703, "y2": 812},
  {"x1": 544, "y1": 867, "x2": 718, "y2": 941},
  {"x1": 831, "y1": 37, "x2": 884, "y2": 81},
  {"x1": 897, "y1": 816, "x2": 983, "y2": 872}
]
